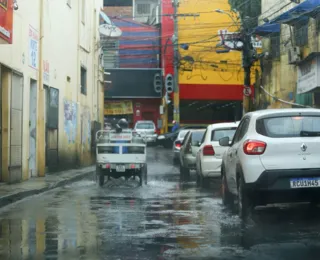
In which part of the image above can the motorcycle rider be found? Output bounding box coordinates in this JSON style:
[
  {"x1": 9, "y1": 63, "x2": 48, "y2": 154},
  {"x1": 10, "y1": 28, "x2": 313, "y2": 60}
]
[{"x1": 113, "y1": 118, "x2": 129, "y2": 154}]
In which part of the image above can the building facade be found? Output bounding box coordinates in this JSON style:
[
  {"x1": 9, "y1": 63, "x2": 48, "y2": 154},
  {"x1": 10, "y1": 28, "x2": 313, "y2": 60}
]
[
  {"x1": 255, "y1": 0, "x2": 320, "y2": 109},
  {"x1": 0, "y1": 0, "x2": 104, "y2": 183},
  {"x1": 102, "y1": 6, "x2": 163, "y2": 131}
]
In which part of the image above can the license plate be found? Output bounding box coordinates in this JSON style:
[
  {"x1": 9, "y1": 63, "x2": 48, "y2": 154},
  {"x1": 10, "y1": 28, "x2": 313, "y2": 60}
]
[
  {"x1": 116, "y1": 165, "x2": 126, "y2": 172},
  {"x1": 290, "y1": 178, "x2": 320, "y2": 188}
]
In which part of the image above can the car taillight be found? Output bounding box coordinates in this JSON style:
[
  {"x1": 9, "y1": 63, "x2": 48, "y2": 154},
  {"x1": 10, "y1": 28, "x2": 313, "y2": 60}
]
[
  {"x1": 203, "y1": 145, "x2": 215, "y2": 156},
  {"x1": 175, "y1": 142, "x2": 181, "y2": 148},
  {"x1": 243, "y1": 140, "x2": 266, "y2": 155}
]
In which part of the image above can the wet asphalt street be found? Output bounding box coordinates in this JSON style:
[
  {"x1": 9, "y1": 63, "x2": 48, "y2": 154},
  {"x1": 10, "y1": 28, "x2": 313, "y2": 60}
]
[{"x1": 1, "y1": 147, "x2": 320, "y2": 259}]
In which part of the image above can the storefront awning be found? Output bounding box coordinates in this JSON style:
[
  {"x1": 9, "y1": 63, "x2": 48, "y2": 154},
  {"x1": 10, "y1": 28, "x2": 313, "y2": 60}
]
[
  {"x1": 270, "y1": 0, "x2": 320, "y2": 25},
  {"x1": 253, "y1": 23, "x2": 280, "y2": 36}
]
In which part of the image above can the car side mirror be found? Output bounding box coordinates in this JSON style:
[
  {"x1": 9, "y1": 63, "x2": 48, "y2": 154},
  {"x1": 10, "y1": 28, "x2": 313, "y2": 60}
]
[
  {"x1": 197, "y1": 142, "x2": 201, "y2": 147},
  {"x1": 219, "y1": 136, "x2": 230, "y2": 147}
]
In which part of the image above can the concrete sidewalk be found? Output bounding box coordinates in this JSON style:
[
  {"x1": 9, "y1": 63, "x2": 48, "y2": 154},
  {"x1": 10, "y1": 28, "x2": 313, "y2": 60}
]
[{"x1": 0, "y1": 166, "x2": 95, "y2": 208}]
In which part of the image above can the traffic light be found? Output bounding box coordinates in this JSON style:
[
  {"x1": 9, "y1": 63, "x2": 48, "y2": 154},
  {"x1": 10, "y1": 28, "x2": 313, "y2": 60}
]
[
  {"x1": 165, "y1": 74, "x2": 173, "y2": 94},
  {"x1": 154, "y1": 73, "x2": 162, "y2": 93}
]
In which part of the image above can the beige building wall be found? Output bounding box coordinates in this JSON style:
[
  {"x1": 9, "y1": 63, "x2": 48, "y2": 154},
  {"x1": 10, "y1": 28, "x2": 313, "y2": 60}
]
[
  {"x1": 259, "y1": 0, "x2": 320, "y2": 109},
  {"x1": 0, "y1": 0, "x2": 104, "y2": 183}
]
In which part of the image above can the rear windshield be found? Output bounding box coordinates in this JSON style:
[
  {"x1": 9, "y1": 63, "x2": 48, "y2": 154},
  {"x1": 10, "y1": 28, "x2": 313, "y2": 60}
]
[
  {"x1": 191, "y1": 131, "x2": 205, "y2": 145},
  {"x1": 135, "y1": 123, "x2": 154, "y2": 129},
  {"x1": 256, "y1": 116, "x2": 320, "y2": 138},
  {"x1": 211, "y1": 128, "x2": 237, "y2": 141}
]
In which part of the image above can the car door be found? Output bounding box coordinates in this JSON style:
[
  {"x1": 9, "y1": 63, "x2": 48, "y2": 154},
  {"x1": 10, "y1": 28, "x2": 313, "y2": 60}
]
[
  {"x1": 196, "y1": 129, "x2": 208, "y2": 173},
  {"x1": 179, "y1": 132, "x2": 190, "y2": 166},
  {"x1": 225, "y1": 117, "x2": 250, "y2": 193}
]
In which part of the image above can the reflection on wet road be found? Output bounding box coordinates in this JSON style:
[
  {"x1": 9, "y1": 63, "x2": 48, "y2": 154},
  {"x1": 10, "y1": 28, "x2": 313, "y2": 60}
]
[{"x1": 1, "y1": 147, "x2": 320, "y2": 259}]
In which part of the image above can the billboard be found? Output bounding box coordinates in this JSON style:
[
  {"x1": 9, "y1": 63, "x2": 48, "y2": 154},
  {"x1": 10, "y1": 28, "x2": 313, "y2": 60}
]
[{"x1": 0, "y1": 0, "x2": 13, "y2": 44}]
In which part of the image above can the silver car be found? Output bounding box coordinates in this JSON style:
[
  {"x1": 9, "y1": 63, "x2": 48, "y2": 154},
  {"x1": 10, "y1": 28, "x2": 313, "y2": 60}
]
[
  {"x1": 172, "y1": 129, "x2": 190, "y2": 164},
  {"x1": 133, "y1": 120, "x2": 158, "y2": 144},
  {"x1": 179, "y1": 129, "x2": 205, "y2": 176}
]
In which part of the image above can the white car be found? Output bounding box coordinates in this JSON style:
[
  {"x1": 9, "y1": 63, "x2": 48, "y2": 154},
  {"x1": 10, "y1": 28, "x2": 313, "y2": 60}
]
[
  {"x1": 196, "y1": 122, "x2": 240, "y2": 187},
  {"x1": 220, "y1": 108, "x2": 320, "y2": 218},
  {"x1": 133, "y1": 120, "x2": 158, "y2": 144}
]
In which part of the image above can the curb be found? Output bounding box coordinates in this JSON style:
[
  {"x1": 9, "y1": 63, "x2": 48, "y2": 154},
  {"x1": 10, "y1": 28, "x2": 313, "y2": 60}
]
[{"x1": 0, "y1": 170, "x2": 95, "y2": 209}]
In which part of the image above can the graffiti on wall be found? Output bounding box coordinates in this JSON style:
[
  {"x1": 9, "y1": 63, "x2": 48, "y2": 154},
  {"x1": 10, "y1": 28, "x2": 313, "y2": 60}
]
[
  {"x1": 81, "y1": 107, "x2": 91, "y2": 148},
  {"x1": 64, "y1": 99, "x2": 77, "y2": 143}
]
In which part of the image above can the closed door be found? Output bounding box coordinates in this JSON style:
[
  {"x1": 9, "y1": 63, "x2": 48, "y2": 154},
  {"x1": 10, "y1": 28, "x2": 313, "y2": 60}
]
[
  {"x1": 29, "y1": 80, "x2": 37, "y2": 177},
  {"x1": 9, "y1": 73, "x2": 23, "y2": 182}
]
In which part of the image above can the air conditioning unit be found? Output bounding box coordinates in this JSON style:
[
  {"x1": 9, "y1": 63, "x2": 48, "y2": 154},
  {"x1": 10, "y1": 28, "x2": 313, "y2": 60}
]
[{"x1": 288, "y1": 46, "x2": 301, "y2": 64}]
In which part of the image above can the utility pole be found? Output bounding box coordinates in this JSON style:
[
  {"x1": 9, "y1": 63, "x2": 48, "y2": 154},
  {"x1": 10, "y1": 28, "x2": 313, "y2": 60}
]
[
  {"x1": 172, "y1": 0, "x2": 180, "y2": 123},
  {"x1": 171, "y1": 0, "x2": 199, "y2": 123},
  {"x1": 242, "y1": 28, "x2": 252, "y2": 114}
]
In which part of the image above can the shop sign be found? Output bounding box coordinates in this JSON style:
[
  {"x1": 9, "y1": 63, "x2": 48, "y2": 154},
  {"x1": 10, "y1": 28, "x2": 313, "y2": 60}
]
[
  {"x1": 29, "y1": 25, "x2": 39, "y2": 70},
  {"x1": 0, "y1": 0, "x2": 13, "y2": 44},
  {"x1": 297, "y1": 57, "x2": 320, "y2": 94},
  {"x1": 43, "y1": 60, "x2": 50, "y2": 82},
  {"x1": 104, "y1": 100, "x2": 133, "y2": 115}
]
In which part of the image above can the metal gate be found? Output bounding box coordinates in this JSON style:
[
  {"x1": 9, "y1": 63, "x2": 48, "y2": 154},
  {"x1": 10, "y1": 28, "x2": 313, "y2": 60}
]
[
  {"x1": 29, "y1": 80, "x2": 37, "y2": 177},
  {"x1": 45, "y1": 87, "x2": 59, "y2": 170},
  {"x1": 9, "y1": 73, "x2": 23, "y2": 183}
]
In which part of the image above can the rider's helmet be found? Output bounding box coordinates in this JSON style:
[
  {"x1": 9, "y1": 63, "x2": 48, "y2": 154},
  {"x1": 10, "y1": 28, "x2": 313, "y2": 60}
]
[{"x1": 118, "y1": 118, "x2": 129, "y2": 129}]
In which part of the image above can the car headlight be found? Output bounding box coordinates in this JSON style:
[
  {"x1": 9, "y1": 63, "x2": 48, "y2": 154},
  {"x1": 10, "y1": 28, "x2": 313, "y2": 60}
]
[{"x1": 158, "y1": 135, "x2": 165, "y2": 140}]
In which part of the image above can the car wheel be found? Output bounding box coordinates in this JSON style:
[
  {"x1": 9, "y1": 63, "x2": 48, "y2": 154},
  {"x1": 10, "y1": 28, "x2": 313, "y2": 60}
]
[
  {"x1": 221, "y1": 169, "x2": 234, "y2": 207},
  {"x1": 237, "y1": 174, "x2": 252, "y2": 219}
]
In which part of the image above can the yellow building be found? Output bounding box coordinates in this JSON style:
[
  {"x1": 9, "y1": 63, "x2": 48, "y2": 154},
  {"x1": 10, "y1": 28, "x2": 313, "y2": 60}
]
[
  {"x1": 0, "y1": 0, "x2": 104, "y2": 183},
  {"x1": 174, "y1": 0, "x2": 260, "y2": 124}
]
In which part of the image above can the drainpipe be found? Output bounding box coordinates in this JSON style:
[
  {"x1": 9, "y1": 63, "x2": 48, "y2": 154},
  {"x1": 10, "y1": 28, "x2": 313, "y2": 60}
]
[
  {"x1": 37, "y1": 0, "x2": 45, "y2": 177},
  {"x1": 76, "y1": 0, "x2": 81, "y2": 166}
]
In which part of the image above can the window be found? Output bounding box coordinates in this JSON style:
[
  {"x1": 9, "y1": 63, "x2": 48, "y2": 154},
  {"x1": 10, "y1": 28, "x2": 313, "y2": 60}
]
[
  {"x1": 270, "y1": 34, "x2": 280, "y2": 58},
  {"x1": 103, "y1": 40, "x2": 119, "y2": 68},
  {"x1": 178, "y1": 130, "x2": 189, "y2": 139},
  {"x1": 80, "y1": 66, "x2": 87, "y2": 95},
  {"x1": 294, "y1": 18, "x2": 309, "y2": 46},
  {"x1": 191, "y1": 131, "x2": 205, "y2": 146},
  {"x1": 232, "y1": 117, "x2": 250, "y2": 144},
  {"x1": 211, "y1": 128, "x2": 237, "y2": 142},
  {"x1": 135, "y1": 123, "x2": 155, "y2": 129},
  {"x1": 81, "y1": 0, "x2": 86, "y2": 24},
  {"x1": 137, "y1": 3, "x2": 150, "y2": 14},
  {"x1": 256, "y1": 116, "x2": 320, "y2": 138}
]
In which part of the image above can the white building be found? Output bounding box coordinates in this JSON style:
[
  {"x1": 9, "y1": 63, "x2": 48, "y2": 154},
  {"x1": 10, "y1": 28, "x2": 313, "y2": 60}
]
[{"x1": 0, "y1": 0, "x2": 104, "y2": 183}]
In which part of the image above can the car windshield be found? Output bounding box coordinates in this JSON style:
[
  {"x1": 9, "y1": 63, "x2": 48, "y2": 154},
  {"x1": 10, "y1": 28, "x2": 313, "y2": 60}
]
[
  {"x1": 135, "y1": 123, "x2": 154, "y2": 129},
  {"x1": 256, "y1": 116, "x2": 320, "y2": 138},
  {"x1": 211, "y1": 128, "x2": 237, "y2": 141}
]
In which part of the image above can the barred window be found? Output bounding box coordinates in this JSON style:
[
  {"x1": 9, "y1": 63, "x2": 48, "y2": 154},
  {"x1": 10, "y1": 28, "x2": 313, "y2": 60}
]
[
  {"x1": 137, "y1": 3, "x2": 150, "y2": 14},
  {"x1": 294, "y1": 19, "x2": 309, "y2": 46},
  {"x1": 270, "y1": 34, "x2": 280, "y2": 58}
]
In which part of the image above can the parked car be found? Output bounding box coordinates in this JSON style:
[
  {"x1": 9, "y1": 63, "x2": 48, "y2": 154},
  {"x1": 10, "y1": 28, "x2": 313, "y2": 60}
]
[
  {"x1": 133, "y1": 120, "x2": 158, "y2": 144},
  {"x1": 158, "y1": 125, "x2": 207, "y2": 148},
  {"x1": 179, "y1": 129, "x2": 206, "y2": 177},
  {"x1": 172, "y1": 129, "x2": 190, "y2": 164},
  {"x1": 196, "y1": 122, "x2": 240, "y2": 188},
  {"x1": 220, "y1": 108, "x2": 320, "y2": 218}
]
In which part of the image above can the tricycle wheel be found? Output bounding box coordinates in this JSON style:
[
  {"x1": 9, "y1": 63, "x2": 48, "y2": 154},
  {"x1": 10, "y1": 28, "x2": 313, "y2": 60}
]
[
  {"x1": 144, "y1": 165, "x2": 148, "y2": 185},
  {"x1": 99, "y1": 174, "x2": 105, "y2": 187}
]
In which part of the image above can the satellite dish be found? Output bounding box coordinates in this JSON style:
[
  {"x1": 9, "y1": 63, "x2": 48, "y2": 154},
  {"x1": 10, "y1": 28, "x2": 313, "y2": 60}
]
[{"x1": 99, "y1": 24, "x2": 122, "y2": 38}]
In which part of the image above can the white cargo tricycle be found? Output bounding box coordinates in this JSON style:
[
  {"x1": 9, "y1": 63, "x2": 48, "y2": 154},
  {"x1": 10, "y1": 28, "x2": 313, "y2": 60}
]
[{"x1": 95, "y1": 128, "x2": 148, "y2": 187}]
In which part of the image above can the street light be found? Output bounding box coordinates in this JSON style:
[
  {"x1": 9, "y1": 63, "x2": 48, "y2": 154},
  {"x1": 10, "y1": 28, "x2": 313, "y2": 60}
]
[{"x1": 214, "y1": 9, "x2": 239, "y2": 25}]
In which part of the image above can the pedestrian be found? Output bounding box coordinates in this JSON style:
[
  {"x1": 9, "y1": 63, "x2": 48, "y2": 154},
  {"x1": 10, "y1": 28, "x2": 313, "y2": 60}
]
[{"x1": 171, "y1": 120, "x2": 180, "y2": 132}]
